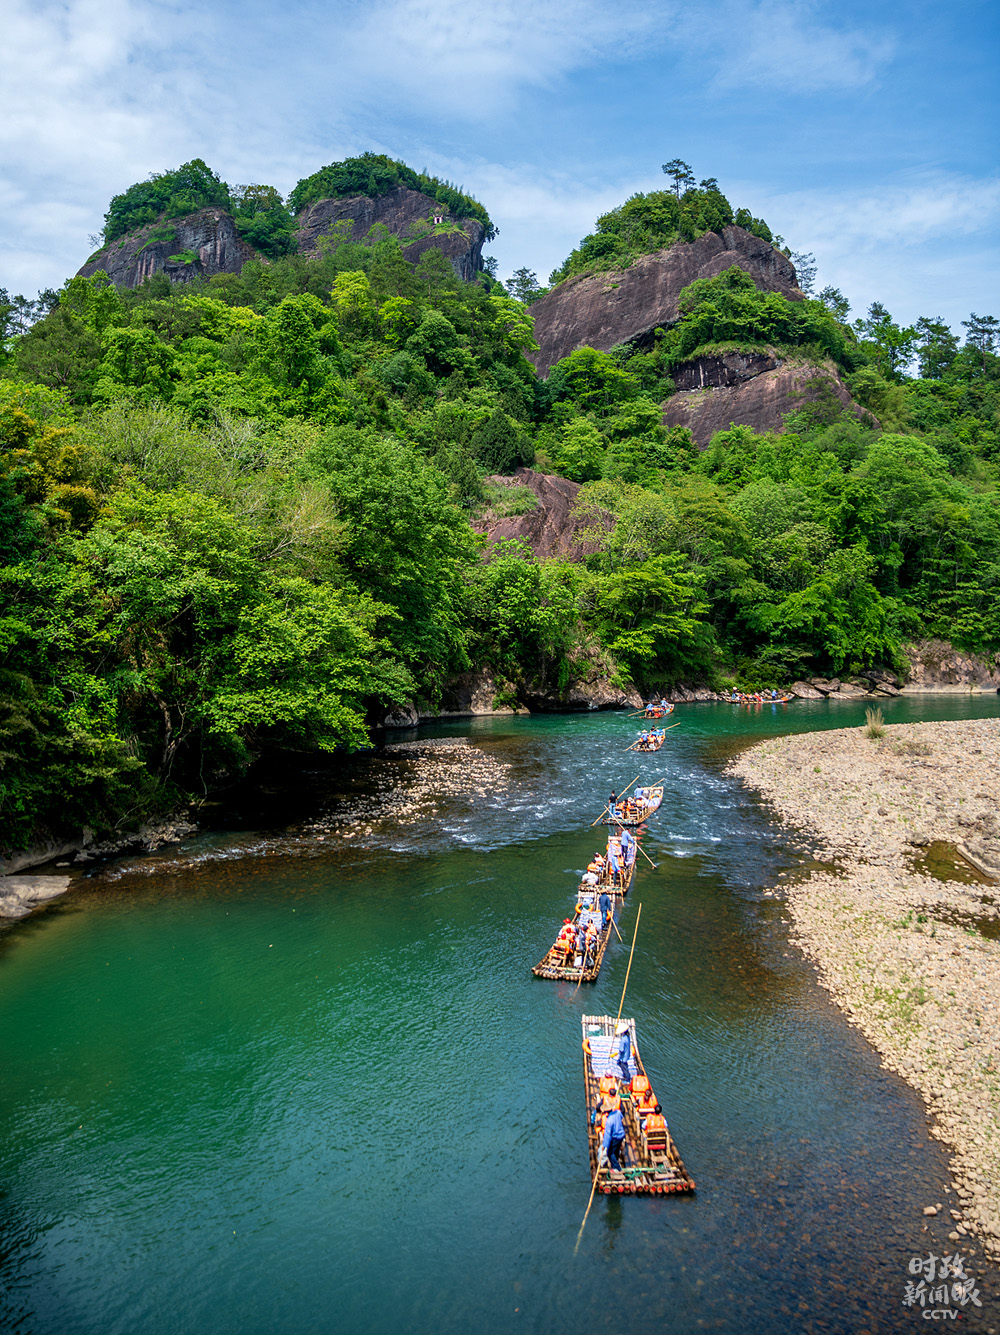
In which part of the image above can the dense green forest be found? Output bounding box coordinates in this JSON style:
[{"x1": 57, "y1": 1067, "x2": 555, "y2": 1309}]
[{"x1": 1, "y1": 177, "x2": 998, "y2": 849}]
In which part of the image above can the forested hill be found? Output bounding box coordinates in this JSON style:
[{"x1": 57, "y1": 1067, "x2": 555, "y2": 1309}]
[
  {"x1": 79, "y1": 155, "x2": 490, "y2": 288},
  {"x1": 0, "y1": 168, "x2": 998, "y2": 854}
]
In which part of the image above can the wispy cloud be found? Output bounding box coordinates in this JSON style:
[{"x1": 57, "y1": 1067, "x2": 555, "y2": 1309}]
[
  {"x1": 745, "y1": 173, "x2": 1000, "y2": 324},
  {"x1": 679, "y1": 0, "x2": 894, "y2": 91},
  {"x1": 332, "y1": 0, "x2": 657, "y2": 115}
]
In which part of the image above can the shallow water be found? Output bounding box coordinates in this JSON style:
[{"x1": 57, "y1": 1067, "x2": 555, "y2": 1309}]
[{"x1": 2, "y1": 695, "x2": 1000, "y2": 1334}]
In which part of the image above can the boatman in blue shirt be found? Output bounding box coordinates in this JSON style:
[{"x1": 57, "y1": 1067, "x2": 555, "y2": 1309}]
[
  {"x1": 614, "y1": 1021, "x2": 632, "y2": 1085},
  {"x1": 598, "y1": 889, "x2": 611, "y2": 929},
  {"x1": 620, "y1": 827, "x2": 635, "y2": 869},
  {"x1": 602, "y1": 1103, "x2": 627, "y2": 1172}
]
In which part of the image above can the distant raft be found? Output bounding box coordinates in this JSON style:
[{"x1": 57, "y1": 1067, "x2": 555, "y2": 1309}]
[
  {"x1": 628, "y1": 729, "x2": 666, "y2": 753},
  {"x1": 582, "y1": 1014, "x2": 695, "y2": 1196},
  {"x1": 604, "y1": 786, "x2": 663, "y2": 826}
]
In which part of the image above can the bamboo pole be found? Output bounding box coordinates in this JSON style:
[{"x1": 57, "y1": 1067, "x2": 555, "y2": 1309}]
[{"x1": 574, "y1": 904, "x2": 642, "y2": 1254}]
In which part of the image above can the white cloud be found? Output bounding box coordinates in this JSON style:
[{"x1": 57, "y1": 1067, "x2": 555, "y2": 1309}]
[
  {"x1": 680, "y1": 0, "x2": 894, "y2": 91},
  {"x1": 333, "y1": 0, "x2": 657, "y2": 115},
  {"x1": 744, "y1": 173, "x2": 1000, "y2": 327}
]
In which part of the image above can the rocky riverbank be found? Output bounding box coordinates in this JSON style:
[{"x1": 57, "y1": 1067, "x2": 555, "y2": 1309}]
[{"x1": 729, "y1": 717, "x2": 1000, "y2": 1263}]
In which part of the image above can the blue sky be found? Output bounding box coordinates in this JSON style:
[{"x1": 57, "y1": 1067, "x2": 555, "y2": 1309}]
[{"x1": 2, "y1": 0, "x2": 997, "y2": 335}]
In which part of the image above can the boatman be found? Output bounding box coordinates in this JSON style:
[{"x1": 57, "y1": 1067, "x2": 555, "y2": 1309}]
[
  {"x1": 601, "y1": 1102, "x2": 627, "y2": 1174},
  {"x1": 598, "y1": 889, "x2": 611, "y2": 929},
  {"x1": 620, "y1": 827, "x2": 635, "y2": 869},
  {"x1": 614, "y1": 1020, "x2": 632, "y2": 1086}
]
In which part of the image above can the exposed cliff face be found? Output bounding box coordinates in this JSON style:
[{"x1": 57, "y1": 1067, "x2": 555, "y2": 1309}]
[
  {"x1": 662, "y1": 356, "x2": 870, "y2": 447},
  {"x1": 295, "y1": 187, "x2": 485, "y2": 281},
  {"x1": 471, "y1": 468, "x2": 600, "y2": 561},
  {"x1": 903, "y1": 640, "x2": 1000, "y2": 692},
  {"x1": 78, "y1": 208, "x2": 259, "y2": 286},
  {"x1": 528, "y1": 226, "x2": 800, "y2": 376}
]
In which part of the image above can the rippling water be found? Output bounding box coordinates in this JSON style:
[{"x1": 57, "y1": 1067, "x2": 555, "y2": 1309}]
[{"x1": 2, "y1": 696, "x2": 999, "y2": 1334}]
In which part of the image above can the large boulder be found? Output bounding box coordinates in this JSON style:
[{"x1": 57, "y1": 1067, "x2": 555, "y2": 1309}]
[
  {"x1": 472, "y1": 468, "x2": 601, "y2": 562},
  {"x1": 78, "y1": 207, "x2": 259, "y2": 286},
  {"x1": 662, "y1": 359, "x2": 869, "y2": 447},
  {"x1": 903, "y1": 640, "x2": 1000, "y2": 692},
  {"x1": 528, "y1": 226, "x2": 799, "y2": 376},
  {"x1": 295, "y1": 187, "x2": 485, "y2": 281}
]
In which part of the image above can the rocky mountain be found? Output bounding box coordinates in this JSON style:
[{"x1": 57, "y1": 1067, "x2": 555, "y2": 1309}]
[
  {"x1": 78, "y1": 188, "x2": 484, "y2": 287},
  {"x1": 527, "y1": 225, "x2": 800, "y2": 376},
  {"x1": 78, "y1": 207, "x2": 258, "y2": 287},
  {"x1": 528, "y1": 226, "x2": 871, "y2": 444}
]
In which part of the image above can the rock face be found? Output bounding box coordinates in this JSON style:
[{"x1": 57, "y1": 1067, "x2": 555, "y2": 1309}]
[
  {"x1": 295, "y1": 187, "x2": 485, "y2": 281},
  {"x1": 663, "y1": 359, "x2": 867, "y2": 447},
  {"x1": 903, "y1": 640, "x2": 1000, "y2": 692},
  {"x1": 79, "y1": 189, "x2": 485, "y2": 289},
  {"x1": 528, "y1": 226, "x2": 800, "y2": 376},
  {"x1": 0, "y1": 875, "x2": 71, "y2": 920},
  {"x1": 79, "y1": 208, "x2": 259, "y2": 286},
  {"x1": 671, "y1": 349, "x2": 780, "y2": 391},
  {"x1": 472, "y1": 467, "x2": 601, "y2": 561}
]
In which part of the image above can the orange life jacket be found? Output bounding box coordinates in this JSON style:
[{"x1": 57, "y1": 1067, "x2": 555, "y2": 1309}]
[{"x1": 644, "y1": 1112, "x2": 666, "y2": 1134}]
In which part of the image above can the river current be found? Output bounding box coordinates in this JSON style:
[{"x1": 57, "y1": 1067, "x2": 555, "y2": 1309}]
[{"x1": 2, "y1": 695, "x2": 1000, "y2": 1334}]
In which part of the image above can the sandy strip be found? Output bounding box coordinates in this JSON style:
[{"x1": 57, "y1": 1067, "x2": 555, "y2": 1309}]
[{"x1": 728, "y1": 717, "x2": 1000, "y2": 1260}]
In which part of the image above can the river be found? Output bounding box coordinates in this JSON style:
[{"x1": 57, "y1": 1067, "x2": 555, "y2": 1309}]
[{"x1": 2, "y1": 695, "x2": 999, "y2": 1334}]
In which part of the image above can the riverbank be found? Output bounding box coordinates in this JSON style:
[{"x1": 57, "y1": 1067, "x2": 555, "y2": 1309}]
[{"x1": 729, "y1": 717, "x2": 1000, "y2": 1262}]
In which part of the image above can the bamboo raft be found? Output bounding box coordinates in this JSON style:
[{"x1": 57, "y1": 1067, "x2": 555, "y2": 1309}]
[
  {"x1": 628, "y1": 730, "x2": 666, "y2": 753},
  {"x1": 532, "y1": 891, "x2": 614, "y2": 982},
  {"x1": 532, "y1": 836, "x2": 637, "y2": 982},
  {"x1": 603, "y1": 785, "x2": 663, "y2": 827},
  {"x1": 582, "y1": 1014, "x2": 695, "y2": 1196}
]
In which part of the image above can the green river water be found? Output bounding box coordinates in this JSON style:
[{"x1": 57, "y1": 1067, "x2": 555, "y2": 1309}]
[{"x1": 2, "y1": 696, "x2": 1000, "y2": 1334}]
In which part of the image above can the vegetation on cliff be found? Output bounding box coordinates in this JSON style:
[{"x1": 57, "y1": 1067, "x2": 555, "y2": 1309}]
[
  {"x1": 1, "y1": 176, "x2": 998, "y2": 850},
  {"x1": 549, "y1": 166, "x2": 776, "y2": 285},
  {"x1": 100, "y1": 159, "x2": 299, "y2": 259},
  {"x1": 288, "y1": 152, "x2": 495, "y2": 240}
]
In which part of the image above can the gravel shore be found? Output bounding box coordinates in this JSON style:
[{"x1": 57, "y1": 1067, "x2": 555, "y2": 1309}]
[{"x1": 729, "y1": 717, "x2": 1000, "y2": 1262}]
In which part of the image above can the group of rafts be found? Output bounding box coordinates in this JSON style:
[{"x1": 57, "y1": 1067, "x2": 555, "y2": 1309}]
[{"x1": 532, "y1": 699, "x2": 696, "y2": 1197}]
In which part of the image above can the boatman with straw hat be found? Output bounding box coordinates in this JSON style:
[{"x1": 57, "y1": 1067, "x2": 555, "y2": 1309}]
[{"x1": 613, "y1": 1021, "x2": 632, "y2": 1086}]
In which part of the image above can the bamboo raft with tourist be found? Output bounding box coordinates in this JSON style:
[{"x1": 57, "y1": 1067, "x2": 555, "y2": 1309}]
[
  {"x1": 532, "y1": 831, "x2": 639, "y2": 982},
  {"x1": 629, "y1": 700, "x2": 675, "y2": 720},
  {"x1": 628, "y1": 727, "x2": 667, "y2": 752},
  {"x1": 582, "y1": 1014, "x2": 695, "y2": 1196},
  {"x1": 603, "y1": 785, "x2": 664, "y2": 826},
  {"x1": 728, "y1": 690, "x2": 794, "y2": 706}
]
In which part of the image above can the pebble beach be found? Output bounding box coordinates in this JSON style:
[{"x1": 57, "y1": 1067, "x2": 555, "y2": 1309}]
[{"x1": 729, "y1": 716, "x2": 1000, "y2": 1262}]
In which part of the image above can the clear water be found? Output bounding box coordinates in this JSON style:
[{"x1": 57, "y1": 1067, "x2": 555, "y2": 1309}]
[{"x1": 2, "y1": 695, "x2": 999, "y2": 1334}]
